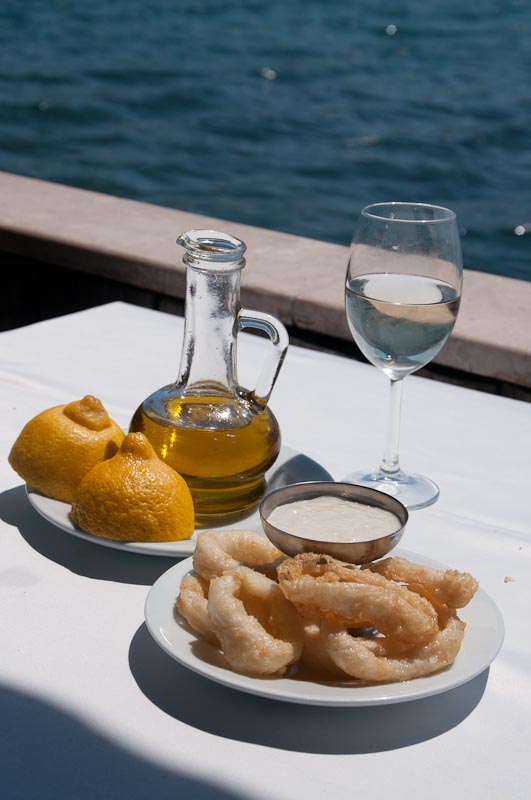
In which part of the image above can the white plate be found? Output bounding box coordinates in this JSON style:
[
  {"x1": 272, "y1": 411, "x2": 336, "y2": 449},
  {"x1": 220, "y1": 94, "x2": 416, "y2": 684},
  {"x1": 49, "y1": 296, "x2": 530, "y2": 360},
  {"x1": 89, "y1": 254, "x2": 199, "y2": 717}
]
[
  {"x1": 145, "y1": 550, "x2": 505, "y2": 706},
  {"x1": 26, "y1": 445, "x2": 332, "y2": 557}
]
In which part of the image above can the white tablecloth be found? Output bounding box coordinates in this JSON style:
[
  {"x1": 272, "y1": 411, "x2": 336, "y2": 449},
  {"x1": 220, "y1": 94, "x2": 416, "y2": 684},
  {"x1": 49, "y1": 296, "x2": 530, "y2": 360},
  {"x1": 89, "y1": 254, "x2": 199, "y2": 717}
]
[{"x1": 0, "y1": 302, "x2": 529, "y2": 800}]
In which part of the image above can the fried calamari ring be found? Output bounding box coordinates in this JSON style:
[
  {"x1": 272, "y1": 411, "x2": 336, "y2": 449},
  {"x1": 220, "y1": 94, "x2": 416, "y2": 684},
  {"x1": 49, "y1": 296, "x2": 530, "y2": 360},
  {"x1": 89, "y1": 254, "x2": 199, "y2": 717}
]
[
  {"x1": 176, "y1": 573, "x2": 220, "y2": 647},
  {"x1": 277, "y1": 554, "x2": 438, "y2": 644},
  {"x1": 322, "y1": 614, "x2": 466, "y2": 682},
  {"x1": 300, "y1": 620, "x2": 349, "y2": 678},
  {"x1": 368, "y1": 557, "x2": 479, "y2": 609},
  {"x1": 207, "y1": 566, "x2": 304, "y2": 677},
  {"x1": 193, "y1": 529, "x2": 284, "y2": 581}
]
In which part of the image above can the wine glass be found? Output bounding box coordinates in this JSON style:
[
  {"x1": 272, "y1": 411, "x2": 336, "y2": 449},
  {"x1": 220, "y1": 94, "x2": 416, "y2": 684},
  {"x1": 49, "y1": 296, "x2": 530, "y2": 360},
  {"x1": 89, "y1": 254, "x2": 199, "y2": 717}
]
[{"x1": 344, "y1": 202, "x2": 463, "y2": 510}]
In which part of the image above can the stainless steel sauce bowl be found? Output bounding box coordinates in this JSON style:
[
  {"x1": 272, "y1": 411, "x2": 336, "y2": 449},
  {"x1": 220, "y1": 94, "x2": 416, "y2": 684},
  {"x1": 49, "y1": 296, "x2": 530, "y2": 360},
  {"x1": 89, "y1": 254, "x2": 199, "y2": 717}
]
[{"x1": 259, "y1": 481, "x2": 408, "y2": 564}]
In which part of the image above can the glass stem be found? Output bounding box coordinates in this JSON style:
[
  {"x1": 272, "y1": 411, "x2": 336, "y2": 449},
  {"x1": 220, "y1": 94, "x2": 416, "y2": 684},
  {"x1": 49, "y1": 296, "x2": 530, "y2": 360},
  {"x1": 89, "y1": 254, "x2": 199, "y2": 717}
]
[{"x1": 379, "y1": 376, "x2": 404, "y2": 477}]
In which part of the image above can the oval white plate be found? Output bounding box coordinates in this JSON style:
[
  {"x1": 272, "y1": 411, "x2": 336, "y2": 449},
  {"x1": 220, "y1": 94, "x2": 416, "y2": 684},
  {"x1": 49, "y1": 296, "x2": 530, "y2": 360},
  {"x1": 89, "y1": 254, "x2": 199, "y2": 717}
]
[
  {"x1": 145, "y1": 550, "x2": 505, "y2": 706},
  {"x1": 26, "y1": 445, "x2": 332, "y2": 557}
]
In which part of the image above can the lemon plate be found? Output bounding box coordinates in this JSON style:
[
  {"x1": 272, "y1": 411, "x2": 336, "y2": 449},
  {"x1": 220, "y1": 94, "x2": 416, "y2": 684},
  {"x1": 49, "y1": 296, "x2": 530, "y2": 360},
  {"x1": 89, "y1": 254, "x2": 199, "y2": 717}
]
[{"x1": 26, "y1": 445, "x2": 332, "y2": 557}]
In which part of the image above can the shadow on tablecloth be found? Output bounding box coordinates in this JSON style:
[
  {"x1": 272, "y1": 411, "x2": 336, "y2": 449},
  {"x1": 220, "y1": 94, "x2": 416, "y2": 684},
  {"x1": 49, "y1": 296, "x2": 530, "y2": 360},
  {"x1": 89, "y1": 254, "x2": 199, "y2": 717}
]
[
  {"x1": 0, "y1": 682, "x2": 246, "y2": 800},
  {"x1": 129, "y1": 622, "x2": 488, "y2": 755},
  {"x1": 0, "y1": 486, "x2": 179, "y2": 585},
  {"x1": 0, "y1": 450, "x2": 333, "y2": 585}
]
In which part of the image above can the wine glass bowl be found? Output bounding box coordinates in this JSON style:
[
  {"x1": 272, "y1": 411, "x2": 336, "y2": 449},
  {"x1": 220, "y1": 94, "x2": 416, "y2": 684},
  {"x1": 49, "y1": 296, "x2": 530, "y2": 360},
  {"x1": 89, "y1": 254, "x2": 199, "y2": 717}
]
[{"x1": 344, "y1": 202, "x2": 463, "y2": 510}]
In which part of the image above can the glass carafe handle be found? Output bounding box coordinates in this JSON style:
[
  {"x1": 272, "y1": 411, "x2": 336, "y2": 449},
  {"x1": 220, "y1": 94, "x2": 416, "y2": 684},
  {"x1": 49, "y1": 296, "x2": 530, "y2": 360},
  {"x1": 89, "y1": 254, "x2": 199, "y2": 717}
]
[{"x1": 238, "y1": 309, "x2": 289, "y2": 406}]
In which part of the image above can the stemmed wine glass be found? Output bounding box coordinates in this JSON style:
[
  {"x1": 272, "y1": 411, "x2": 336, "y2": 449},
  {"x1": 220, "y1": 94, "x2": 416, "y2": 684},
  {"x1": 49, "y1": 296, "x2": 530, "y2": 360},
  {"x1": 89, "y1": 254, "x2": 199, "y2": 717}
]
[{"x1": 344, "y1": 202, "x2": 463, "y2": 510}]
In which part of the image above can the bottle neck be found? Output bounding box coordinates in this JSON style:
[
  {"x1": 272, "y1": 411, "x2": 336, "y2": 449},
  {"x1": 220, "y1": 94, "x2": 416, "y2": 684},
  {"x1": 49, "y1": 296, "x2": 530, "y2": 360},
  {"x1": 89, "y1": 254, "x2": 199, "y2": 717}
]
[{"x1": 176, "y1": 264, "x2": 242, "y2": 395}]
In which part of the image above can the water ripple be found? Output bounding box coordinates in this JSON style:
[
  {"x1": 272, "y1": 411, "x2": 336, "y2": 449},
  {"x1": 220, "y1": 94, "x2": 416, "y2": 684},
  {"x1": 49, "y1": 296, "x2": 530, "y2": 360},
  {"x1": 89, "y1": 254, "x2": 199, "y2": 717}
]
[{"x1": 0, "y1": 0, "x2": 529, "y2": 279}]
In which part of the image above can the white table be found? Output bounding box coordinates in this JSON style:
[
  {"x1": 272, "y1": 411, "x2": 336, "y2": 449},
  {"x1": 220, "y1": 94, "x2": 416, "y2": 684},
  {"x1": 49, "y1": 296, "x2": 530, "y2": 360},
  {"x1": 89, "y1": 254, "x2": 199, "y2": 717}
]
[{"x1": 1, "y1": 302, "x2": 529, "y2": 800}]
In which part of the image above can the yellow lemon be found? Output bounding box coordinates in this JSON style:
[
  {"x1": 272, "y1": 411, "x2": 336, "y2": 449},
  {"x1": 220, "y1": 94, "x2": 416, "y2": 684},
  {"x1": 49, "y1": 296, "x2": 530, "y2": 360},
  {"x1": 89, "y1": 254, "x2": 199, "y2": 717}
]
[
  {"x1": 70, "y1": 432, "x2": 195, "y2": 542},
  {"x1": 9, "y1": 395, "x2": 124, "y2": 503}
]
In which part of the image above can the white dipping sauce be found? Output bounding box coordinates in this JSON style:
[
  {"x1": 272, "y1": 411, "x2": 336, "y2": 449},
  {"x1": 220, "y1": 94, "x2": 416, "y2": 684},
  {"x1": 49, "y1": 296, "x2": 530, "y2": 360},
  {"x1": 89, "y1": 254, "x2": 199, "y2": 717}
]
[{"x1": 267, "y1": 495, "x2": 400, "y2": 543}]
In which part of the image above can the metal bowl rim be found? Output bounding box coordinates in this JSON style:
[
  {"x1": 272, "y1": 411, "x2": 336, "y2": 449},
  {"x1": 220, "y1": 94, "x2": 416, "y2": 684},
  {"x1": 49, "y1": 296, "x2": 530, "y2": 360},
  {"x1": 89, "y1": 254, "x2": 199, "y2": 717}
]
[{"x1": 259, "y1": 480, "x2": 409, "y2": 546}]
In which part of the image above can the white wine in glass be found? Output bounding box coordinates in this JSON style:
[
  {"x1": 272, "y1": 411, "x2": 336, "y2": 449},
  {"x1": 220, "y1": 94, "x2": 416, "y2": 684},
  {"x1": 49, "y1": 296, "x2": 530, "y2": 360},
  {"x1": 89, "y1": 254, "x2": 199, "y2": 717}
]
[{"x1": 344, "y1": 202, "x2": 463, "y2": 510}]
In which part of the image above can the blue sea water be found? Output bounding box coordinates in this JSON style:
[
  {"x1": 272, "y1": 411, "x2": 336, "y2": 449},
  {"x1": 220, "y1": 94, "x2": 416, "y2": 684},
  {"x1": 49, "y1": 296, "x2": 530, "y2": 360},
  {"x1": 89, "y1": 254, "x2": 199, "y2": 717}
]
[{"x1": 1, "y1": 0, "x2": 530, "y2": 281}]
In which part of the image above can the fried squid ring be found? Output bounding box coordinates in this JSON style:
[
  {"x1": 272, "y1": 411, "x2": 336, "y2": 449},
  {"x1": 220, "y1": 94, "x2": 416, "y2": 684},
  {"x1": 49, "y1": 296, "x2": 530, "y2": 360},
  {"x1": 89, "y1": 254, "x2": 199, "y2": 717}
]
[
  {"x1": 176, "y1": 573, "x2": 219, "y2": 647},
  {"x1": 368, "y1": 557, "x2": 479, "y2": 609},
  {"x1": 193, "y1": 529, "x2": 284, "y2": 581},
  {"x1": 322, "y1": 614, "x2": 466, "y2": 682},
  {"x1": 207, "y1": 566, "x2": 304, "y2": 677},
  {"x1": 277, "y1": 554, "x2": 438, "y2": 644},
  {"x1": 300, "y1": 620, "x2": 349, "y2": 678}
]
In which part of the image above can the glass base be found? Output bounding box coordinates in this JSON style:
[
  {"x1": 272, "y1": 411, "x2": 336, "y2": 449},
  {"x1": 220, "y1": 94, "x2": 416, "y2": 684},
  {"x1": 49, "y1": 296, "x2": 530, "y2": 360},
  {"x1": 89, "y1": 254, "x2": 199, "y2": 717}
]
[{"x1": 342, "y1": 468, "x2": 439, "y2": 511}]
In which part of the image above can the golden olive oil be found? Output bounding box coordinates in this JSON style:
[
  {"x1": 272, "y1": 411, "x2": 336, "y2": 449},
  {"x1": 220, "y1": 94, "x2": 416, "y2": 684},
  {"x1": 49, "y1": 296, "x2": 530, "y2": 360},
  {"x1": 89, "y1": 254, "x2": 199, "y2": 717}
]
[{"x1": 130, "y1": 393, "x2": 280, "y2": 524}]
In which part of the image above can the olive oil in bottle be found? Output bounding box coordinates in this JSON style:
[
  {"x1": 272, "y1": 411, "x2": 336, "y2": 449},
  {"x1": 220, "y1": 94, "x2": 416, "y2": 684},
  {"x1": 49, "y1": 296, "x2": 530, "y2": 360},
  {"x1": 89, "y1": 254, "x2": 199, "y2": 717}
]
[
  {"x1": 130, "y1": 230, "x2": 288, "y2": 524},
  {"x1": 130, "y1": 393, "x2": 280, "y2": 523}
]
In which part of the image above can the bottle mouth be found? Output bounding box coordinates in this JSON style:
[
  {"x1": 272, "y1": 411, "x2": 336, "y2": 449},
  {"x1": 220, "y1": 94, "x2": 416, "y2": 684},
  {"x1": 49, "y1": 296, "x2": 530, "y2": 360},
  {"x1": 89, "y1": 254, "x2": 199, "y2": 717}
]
[{"x1": 177, "y1": 229, "x2": 246, "y2": 269}]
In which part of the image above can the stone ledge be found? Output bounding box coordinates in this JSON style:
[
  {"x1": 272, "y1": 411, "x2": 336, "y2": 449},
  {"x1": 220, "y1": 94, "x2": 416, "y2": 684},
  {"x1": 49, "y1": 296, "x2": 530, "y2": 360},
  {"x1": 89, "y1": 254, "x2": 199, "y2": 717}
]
[{"x1": 2, "y1": 170, "x2": 530, "y2": 389}]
